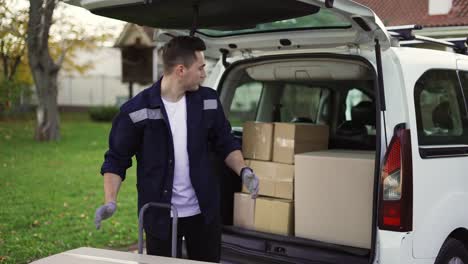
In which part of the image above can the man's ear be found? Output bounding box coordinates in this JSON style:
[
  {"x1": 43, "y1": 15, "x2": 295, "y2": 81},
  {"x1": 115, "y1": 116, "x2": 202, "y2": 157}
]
[{"x1": 175, "y1": 64, "x2": 185, "y2": 77}]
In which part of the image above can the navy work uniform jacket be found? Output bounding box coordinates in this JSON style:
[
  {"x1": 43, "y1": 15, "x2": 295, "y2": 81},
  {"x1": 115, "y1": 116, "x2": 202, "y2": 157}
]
[{"x1": 100, "y1": 78, "x2": 241, "y2": 239}]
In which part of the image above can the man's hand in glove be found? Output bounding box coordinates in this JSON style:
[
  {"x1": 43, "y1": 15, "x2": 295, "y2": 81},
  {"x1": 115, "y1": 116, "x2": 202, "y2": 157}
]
[
  {"x1": 94, "y1": 201, "x2": 117, "y2": 229},
  {"x1": 241, "y1": 167, "x2": 259, "y2": 198}
]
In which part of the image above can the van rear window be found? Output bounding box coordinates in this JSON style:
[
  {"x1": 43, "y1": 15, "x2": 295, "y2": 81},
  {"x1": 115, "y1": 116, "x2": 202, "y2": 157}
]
[
  {"x1": 197, "y1": 9, "x2": 351, "y2": 37},
  {"x1": 227, "y1": 81, "x2": 331, "y2": 127}
]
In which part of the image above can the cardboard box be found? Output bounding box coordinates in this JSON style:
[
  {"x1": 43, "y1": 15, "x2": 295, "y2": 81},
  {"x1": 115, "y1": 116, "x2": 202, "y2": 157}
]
[
  {"x1": 295, "y1": 150, "x2": 375, "y2": 249},
  {"x1": 242, "y1": 122, "x2": 274, "y2": 161},
  {"x1": 254, "y1": 197, "x2": 293, "y2": 236},
  {"x1": 273, "y1": 123, "x2": 329, "y2": 164},
  {"x1": 242, "y1": 160, "x2": 294, "y2": 199},
  {"x1": 29, "y1": 247, "x2": 215, "y2": 264},
  {"x1": 233, "y1": 192, "x2": 256, "y2": 230}
]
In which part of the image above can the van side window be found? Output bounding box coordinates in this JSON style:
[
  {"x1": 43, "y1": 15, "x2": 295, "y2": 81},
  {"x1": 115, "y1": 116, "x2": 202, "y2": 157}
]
[
  {"x1": 228, "y1": 82, "x2": 263, "y2": 127},
  {"x1": 459, "y1": 71, "x2": 468, "y2": 107},
  {"x1": 414, "y1": 70, "x2": 468, "y2": 145},
  {"x1": 279, "y1": 84, "x2": 329, "y2": 123}
]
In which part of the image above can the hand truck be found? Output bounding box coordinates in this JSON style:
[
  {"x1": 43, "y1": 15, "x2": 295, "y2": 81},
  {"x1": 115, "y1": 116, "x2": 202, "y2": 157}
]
[{"x1": 138, "y1": 202, "x2": 179, "y2": 257}]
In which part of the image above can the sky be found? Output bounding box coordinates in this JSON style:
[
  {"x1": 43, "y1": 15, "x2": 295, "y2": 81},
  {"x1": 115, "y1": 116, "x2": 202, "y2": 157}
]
[
  {"x1": 61, "y1": 3, "x2": 126, "y2": 40},
  {"x1": 9, "y1": 0, "x2": 127, "y2": 44}
]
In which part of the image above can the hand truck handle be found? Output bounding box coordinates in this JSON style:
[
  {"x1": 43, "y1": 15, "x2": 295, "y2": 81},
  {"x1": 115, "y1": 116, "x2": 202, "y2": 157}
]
[{"x1": 138, "y1": 202, "x2": 179, "y2": 257}]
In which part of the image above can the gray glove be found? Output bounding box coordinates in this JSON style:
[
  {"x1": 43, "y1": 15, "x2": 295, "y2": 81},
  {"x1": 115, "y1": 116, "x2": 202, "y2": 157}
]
[
  {"x1": 241, "y1": 167, "x2": 259, "y2": 198},
  {"x1": 94, "y1": 201, "x2": 117, "y2": 229}
]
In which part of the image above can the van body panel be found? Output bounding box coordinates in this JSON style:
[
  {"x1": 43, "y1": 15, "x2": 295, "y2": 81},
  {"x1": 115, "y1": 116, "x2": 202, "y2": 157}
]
[
  {"x1": 392, "y1": 48, "x2": 468, "y2": 259},
  {"x1": 375, "y1": 48, "x2": 408, "y2": 149},
  {"x1": 413, "y1": 192, "x2": 468, "y2": 258},
  {"x1": 457, "y1": 58, "x2": 468, "y2": 71},
  {"x1": 374, "y1": 230, "x2": 414, "y2": 264}
]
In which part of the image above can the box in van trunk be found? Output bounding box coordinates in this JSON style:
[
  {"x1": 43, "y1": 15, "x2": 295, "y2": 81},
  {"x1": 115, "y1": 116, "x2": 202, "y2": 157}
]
[
  {"x1": 242, "y1": 122, "x2": 274, "y2": 161},
  {"x1": 295, "y1": 150, "x2": 375, "y2": 249},
  {"x1": 242, "y1": 160, "x2": 294, "y2": 199},
  {"x1": 273, "y1": 123, "x2": 329, "y2": 164},
  {"x1": 254, "y1": 196, "x2": 294, "y2": 236},
  {"x1": 233, "y1": 192, "x2": 256, "y2": 230}
]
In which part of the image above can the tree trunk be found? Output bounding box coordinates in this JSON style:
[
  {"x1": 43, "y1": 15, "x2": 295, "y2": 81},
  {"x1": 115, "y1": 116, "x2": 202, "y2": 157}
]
[
  {"x1": 33, "y1": 70, "x2": 60, "y2": 141},
  {"x1": 27, "y1": 0, "x2": 61, "y2": 141}
]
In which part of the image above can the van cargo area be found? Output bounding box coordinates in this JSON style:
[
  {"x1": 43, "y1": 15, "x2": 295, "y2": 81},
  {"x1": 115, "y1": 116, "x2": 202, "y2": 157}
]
[{"x1": 216, "y1": 55, "x2": 380, "y2": 264}]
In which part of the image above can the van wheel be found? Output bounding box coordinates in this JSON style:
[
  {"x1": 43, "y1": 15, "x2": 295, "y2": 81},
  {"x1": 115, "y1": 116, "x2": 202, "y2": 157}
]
[{"x1": 435, "y1": 238, "x2": 468, "y2": 264}]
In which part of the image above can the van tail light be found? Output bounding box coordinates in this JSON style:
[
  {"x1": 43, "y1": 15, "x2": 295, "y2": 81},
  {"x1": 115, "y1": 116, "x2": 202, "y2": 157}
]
[{"x1": 379, "y1": 125, "x2": 413, "y2": 232}]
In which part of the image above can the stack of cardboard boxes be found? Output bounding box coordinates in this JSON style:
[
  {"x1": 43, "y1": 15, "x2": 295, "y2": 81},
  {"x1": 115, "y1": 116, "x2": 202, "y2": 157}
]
[
  {"x1": 233, "y1": 121, "x2": 376, "y2": 249},
  {"x1": 233, "y1": 121, "x2": 329, "y2": 236}
]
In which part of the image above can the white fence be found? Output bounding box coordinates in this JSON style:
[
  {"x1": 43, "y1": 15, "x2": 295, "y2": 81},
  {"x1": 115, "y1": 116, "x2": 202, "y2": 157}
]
[
  {"x1": 57, "y1": 75, "x2": 148, "y2": 107},
  {"x1": 23, "y1": 46, "x2": 218, "y2": 109}
]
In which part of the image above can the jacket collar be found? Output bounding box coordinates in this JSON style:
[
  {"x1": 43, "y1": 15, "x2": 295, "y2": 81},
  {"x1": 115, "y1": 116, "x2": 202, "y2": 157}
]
[
  {"x1": 149, "y1": 77, "x2": 164, "y2": 108},
  {"x1": 149, "y1": 76, "x2": 202, "y2": 108}
]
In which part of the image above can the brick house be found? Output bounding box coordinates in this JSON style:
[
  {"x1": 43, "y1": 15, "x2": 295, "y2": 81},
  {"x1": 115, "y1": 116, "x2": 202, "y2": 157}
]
[{"x1": 356, "y1": 0, "x2": 468, "y2": 50}]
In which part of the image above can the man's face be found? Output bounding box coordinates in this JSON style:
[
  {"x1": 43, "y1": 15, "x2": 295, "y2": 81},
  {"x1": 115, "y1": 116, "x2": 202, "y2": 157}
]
[{"x1": 182, "y1": 51, "x2": 206, "y2": 91}]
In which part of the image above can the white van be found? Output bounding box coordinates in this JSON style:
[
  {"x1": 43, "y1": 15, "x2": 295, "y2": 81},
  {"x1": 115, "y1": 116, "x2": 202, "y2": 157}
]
[{"x1": 69, "y1": 1, "x2": 468, "y2": 263}]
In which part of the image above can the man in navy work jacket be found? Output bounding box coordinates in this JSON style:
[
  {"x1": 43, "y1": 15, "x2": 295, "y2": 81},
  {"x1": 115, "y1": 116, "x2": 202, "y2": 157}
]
[{"x1": 94, "y1": 36, "x2": 259, "y2": 263}]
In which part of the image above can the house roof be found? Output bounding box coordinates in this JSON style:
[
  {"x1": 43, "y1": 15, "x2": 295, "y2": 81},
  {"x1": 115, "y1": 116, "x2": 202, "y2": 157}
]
[
  {"x1": 355, "y1": 0, "x2": 468, "y2": 27},
  {"x1": 114, "y1": 24, "x2": 157, "y2": 48}
]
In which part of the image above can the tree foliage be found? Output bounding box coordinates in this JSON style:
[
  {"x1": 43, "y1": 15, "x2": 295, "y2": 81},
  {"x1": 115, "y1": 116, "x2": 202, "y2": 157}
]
[
  {"x1": 47, "y1": 2, "x2": 114, "y2": 75},
  {"x1": 0, "y1": 0, "x2": 114, "y2": 140},
  {"x1": 0, "y1": 0, "x2": 32, "y2": 111},
  {"x1": 0, "y1": 0, "x2": 113, "y2": 116}
]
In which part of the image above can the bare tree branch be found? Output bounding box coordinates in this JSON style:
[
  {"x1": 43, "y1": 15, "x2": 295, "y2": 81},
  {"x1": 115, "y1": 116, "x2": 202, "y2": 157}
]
[
  {"x1": 1, "y1": 40, "x2": 8, "y2": 79},
  {"x1": 9, "y1": 48, "x2": 25, "y2": 80},
  {"x1": 56, "y1": 49, "x2": 66, "y2": 69},
  {"x1": 55, "y1": 39, "x2": 73, "y2": 68}
]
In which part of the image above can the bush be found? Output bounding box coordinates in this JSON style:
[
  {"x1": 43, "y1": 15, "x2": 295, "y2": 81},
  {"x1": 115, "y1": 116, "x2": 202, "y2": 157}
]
[
  {"x1": 0, "y1": 79, "x2": 33, "y2": 117},
  {"x1": 88, "y1": 106, "x2": 119, "y2": 122}
]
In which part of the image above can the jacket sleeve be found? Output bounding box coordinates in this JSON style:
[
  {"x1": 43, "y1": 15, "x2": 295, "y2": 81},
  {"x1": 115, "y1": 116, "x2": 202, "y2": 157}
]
[
  {"x1": 100, "y1": 111, "x2": 141, "y2": 181},
  {"x1": 211, "y1": 96, "x2": 241, "y2": 160}
]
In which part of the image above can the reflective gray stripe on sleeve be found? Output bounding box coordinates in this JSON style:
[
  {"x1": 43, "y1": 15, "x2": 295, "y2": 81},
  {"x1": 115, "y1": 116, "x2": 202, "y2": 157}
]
[
  {"x1": 147, "y1": 108, "x2": 162, "y2": 120},
  {"x1": 129, "y1": 108, "x2": 162, "y2": 123},
  {"x1": 203, "y1": 99, "x2": 217, "y2": 110},
  {"x1": 129, "y1": 109, "x2": 147, "y2": 123}
]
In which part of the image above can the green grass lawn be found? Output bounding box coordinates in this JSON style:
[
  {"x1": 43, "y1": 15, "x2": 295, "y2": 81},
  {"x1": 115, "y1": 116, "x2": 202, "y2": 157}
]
[{"x1": 0, "y1": 112, "x2": 138, "y2": 263}]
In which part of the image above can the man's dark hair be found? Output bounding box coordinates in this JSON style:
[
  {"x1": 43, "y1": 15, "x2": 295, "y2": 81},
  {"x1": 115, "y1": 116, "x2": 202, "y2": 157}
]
[{"x1": 162, "y1": 36, "x2": 206, "y2": 74}]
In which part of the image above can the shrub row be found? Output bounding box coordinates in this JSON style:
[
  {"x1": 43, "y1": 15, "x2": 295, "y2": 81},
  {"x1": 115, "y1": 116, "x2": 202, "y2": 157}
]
[{"x1": 88, "y1": 106, "x2": 119, "y2": 122}]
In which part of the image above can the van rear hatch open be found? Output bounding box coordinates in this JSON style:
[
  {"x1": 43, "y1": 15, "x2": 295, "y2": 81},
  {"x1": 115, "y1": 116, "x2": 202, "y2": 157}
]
[
  {"x1": 66, "y1": 0, "x2": 391, "y2": 51},
  {"x1": 66, "y1": 1, "x2": 389, "y2": 263}
]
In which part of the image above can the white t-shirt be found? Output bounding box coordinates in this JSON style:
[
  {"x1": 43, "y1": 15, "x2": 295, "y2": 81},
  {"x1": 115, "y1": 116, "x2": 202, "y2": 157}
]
[{"x1": 162, "y1": 95, "x2": 201, "y2": 218}]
